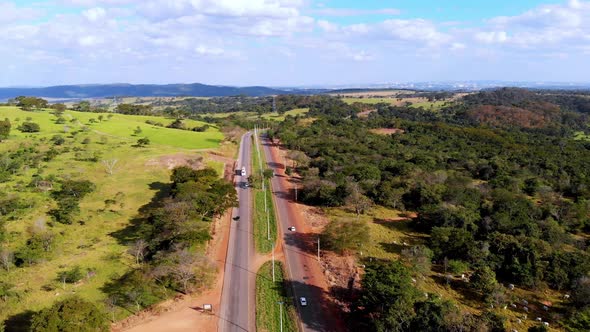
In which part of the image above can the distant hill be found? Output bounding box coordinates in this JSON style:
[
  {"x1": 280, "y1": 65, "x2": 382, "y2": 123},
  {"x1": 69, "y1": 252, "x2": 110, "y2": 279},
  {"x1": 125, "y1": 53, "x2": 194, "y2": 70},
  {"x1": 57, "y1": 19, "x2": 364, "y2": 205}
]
[{"x1": 0, "y1": 83, "x2": 290, "y2": 100}]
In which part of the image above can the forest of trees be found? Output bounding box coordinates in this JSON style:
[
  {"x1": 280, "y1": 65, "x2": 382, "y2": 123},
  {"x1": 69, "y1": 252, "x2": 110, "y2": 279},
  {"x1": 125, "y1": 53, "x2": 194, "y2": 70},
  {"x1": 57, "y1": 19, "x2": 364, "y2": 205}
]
[{"x1": 272, "y1": 89, "x2": 590, "y2": 331}]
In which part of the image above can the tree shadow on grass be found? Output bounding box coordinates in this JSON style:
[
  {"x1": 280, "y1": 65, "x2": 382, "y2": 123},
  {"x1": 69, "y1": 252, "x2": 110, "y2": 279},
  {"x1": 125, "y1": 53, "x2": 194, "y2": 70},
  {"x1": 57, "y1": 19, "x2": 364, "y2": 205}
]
[
  {"x1": 4, "y1": 310, "x2": 35, "y2": 332},
  {"x1": 108, "y1": 181, "x2": 170, "y2": 245}
]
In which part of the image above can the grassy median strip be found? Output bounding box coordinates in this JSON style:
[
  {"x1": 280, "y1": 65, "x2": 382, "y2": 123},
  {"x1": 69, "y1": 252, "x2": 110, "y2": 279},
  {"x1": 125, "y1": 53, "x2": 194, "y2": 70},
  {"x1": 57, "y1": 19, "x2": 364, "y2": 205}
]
[
  {"x1": 252, "y1": 134, "x2": 278, "y2": 253},
  {"x1": 256, "y1": 261, "x2": 297, "y2": 332}
]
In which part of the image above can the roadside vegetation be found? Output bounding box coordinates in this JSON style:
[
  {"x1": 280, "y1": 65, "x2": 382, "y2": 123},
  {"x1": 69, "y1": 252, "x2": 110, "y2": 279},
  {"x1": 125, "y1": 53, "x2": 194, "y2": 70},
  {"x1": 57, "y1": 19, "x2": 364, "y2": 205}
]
[
  {"x1": 251, "y1": 133, "x2": 278, "y2": 253},
  {"x1": 0, "y1": 100, "x2": 231, "y2": 329},
  {"x1": 270, "y1": 88, "x2": 590, "y2": 331},
  {"x1": 255, "y1": 261, "x2": 296, "y2": 332}
]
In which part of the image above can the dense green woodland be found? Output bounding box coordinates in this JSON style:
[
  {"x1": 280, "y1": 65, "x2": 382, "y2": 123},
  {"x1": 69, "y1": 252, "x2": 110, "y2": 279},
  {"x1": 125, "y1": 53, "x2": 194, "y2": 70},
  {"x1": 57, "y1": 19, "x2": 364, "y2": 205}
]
[{"x1": 271, "y1": 89, "x2": 590, "y2": 331}]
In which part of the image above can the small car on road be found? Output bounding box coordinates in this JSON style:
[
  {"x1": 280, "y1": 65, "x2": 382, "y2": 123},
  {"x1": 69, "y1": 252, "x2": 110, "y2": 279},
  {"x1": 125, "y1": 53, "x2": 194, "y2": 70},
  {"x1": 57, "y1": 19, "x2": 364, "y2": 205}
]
[
  {"x1": 299, "y1": 297, "x2": 307, "y2": 307},
  {"x1": 288, "y1": 226, "x2": 296, "y2": 232}
]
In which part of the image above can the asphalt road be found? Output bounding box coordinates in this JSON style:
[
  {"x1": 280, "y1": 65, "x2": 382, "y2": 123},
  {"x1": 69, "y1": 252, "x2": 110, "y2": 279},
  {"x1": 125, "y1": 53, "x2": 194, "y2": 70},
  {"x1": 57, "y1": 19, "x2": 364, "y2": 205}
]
[
  {"x1": 219, "y1": 132, "x2": 255, "y2": 332},
  {"x1": 262, "y1": 136, "x2": 334, "y2": 332}
]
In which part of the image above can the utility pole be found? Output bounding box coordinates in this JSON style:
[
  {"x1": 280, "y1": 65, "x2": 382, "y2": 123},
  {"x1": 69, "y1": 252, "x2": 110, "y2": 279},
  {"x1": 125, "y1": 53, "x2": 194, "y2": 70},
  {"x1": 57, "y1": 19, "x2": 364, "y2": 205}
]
[{"x1": 278, "y1": 301, "x2": 284, "y2": 332}]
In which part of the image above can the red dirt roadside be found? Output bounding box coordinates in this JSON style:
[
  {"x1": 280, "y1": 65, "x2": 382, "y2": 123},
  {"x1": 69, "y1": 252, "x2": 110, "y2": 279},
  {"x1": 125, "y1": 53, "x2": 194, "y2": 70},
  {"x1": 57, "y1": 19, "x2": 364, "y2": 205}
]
[{"x1": 266, "y1": 139, "x2": 346, "y2": 331}]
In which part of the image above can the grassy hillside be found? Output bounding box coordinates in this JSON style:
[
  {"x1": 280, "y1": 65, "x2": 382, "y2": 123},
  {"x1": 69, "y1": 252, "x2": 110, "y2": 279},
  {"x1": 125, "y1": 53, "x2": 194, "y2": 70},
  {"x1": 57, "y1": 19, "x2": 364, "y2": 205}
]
[
  {"x1": 0, "y1": 107, "x2": 223, "y2": 149},
  {"x1": 0, "y1": 106, "x2": 226, "y2": 324}
]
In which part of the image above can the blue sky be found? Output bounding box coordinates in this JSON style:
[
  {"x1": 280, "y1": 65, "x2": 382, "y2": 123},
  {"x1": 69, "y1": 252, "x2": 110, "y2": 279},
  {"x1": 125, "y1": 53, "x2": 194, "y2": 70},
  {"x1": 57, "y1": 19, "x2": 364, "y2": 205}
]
[{"x1": 0, "y1": 0, "x2": 589, "y2": 86}]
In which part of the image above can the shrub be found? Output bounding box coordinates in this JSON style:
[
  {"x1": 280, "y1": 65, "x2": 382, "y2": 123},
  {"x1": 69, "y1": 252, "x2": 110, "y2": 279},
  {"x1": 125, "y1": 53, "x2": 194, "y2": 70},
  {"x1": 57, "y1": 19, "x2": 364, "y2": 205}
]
[
  {"x1": 30, "y1": 296, "x2": 109, "y2": 332},
  {"x1": 17, "y1": 121, "x2": 40, "y2": 133},
  {"x1": 56, "y1": 266, "x2": 84, "y2": 284}
]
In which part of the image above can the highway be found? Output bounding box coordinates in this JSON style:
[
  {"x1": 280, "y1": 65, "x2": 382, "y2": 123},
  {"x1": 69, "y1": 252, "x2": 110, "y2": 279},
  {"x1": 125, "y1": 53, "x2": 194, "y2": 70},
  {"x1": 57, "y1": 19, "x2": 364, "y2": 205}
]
[
  {"x1": 219, "y1": 132, "x2": 255, "y2": 332},
  {"x1": 261, "y1": 135, "x2": 337, "y2": 332}
]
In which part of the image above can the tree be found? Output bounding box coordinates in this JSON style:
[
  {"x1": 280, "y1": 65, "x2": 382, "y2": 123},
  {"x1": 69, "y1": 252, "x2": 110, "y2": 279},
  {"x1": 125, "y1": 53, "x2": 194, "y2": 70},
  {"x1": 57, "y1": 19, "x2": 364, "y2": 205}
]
[
  {"x1": 17, "y1": 121, "x2": 40, "y2": 133},
  {"x1": 128, "y1": 239, "x2": 148, "y2": 265},
  {"x1": 401, "y1": 245, "x2": 433, "y2": 276},
  {"x1": 102, "y1": 159, "x2": 118, "y2": 175},
  {"x1": 410, "y1": 298, "x2": 455, "y2": 332},
  {"x1": 50, "y1": 103, "x2": 67, "y2": 114},
  {"x1": 469, "y1": 266, "x2": 498, "y2": 297},
  {"x1": 15, "y1": 96, "x2": 48, "y2": 111},
  {"x1": 50, "y1": 135, "x2": 65, "y2": 145},
  {"x1": 263, "y1": 168, "x2": 274, "y2": 179},
  {"x1": 345, "y1": 181, "x2": 373, "y2": 217},
  {"x1": 322, "y1": 218, "x2": 369, "y2": 254},
  {"x1": 572, "y1": 276, "x2": 590, "y2": 307},
  {"x1": 136, "y1": 137, "x2": 150, "y2": 147},
  {"x1": 30, "y1": 296, "x2": 109, "y2": 332},
  {"x1": 56, "y1": 266, "x2": 84, "y2": 288},
  {"x1": 167, "y1": 119, "x2": 185, "y2": 129},
  {"x1": 0, "y1": 118, "x2": 10, "y2": 141},
  {"x1": 49, "y1": 180, "x2": 96, "y2": 224},
  {"x1": 359, "y1": 260, "x2": 420, "y2": 332},
  {"x1": 0, "y1": 249, "x2": 13, "y2": 271},
  {"x1": 152, "y1": 249, "x2": 215, "y2": 294}
]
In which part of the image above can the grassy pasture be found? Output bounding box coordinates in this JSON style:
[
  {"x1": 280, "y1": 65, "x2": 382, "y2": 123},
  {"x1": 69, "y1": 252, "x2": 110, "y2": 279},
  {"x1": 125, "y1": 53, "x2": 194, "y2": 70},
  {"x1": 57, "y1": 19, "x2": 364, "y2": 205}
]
[
  {"x1": 0, "y1": 106, "x2": 226, "y2": 323},
  {"x1": 0, "y1": 106, "x2": 223, "y2": 149}
]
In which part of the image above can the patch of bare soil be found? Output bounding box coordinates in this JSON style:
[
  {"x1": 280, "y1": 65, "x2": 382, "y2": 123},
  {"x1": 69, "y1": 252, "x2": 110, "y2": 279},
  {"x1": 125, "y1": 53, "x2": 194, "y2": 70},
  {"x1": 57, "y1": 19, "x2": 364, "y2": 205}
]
[
  {"x1": 145, "y1": 153, "x2": 204, "y2": 170},
  {"x1": 298, "y1": 205, "x2": 362, "y2": 312},
  {"x1": 370, "y1": 128, "x2": 405, "y2": 135},
  {"x1": 357, "y1": 109, "x2": 376, "y2": 118}
]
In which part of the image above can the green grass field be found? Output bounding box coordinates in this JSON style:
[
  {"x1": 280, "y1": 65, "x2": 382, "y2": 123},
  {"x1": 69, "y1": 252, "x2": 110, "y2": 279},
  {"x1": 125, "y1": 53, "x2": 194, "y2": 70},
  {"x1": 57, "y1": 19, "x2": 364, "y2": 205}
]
[
  {"x1": 408, "y1": 100, "x2": 448, "y2": 110},
  {"x1": 256, "y1": 261, "x2": 297, "y2": 332},
  {"x1": 0, "y1": 106, "x2": 226, "y2": 323},
  {"x1": 0, "y1": 106, "x2": 223, "y2": 149},
  {"x1": 259, "y1": 108, "x2": 309, "y2": 121},
  {"x1": 198, "y1": 108, "x2": 309, "y2": 122},
  {"x1": 251, "y1": 134, "x2": 277, "y2": 253}
]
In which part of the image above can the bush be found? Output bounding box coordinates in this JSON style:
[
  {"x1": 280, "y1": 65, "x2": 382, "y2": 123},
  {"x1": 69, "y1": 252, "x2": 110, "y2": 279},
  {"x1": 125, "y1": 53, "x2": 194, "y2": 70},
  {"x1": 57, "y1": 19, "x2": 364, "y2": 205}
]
[
  {"x1": 30, "y1": 296, "x2": 109, "y2": 332},
  {"x1": 17, "y1": 121, "x2": 40, "y2": 133},
  {"x1": 136, "y1": 137, "x2": 150, "y2": 147},
  {"x1": 448, "y1": 260, "x2": 469, "y2": 275},
  {"x1": 50, "y1": 135, "x2": 65, "y2": 146},
  {"x1": 56, "y1": 266, "x2": 84, "y2": 284}
]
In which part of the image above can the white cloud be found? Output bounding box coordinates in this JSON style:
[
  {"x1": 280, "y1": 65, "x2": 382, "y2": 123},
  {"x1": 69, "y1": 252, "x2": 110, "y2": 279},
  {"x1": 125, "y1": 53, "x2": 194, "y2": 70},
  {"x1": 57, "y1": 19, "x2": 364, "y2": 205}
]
[
  {"x1": 380, "y1": 19, "x2": 449, "y2": 45},
  {"x1": 0, "y1": 2, "x2": 44, "y2": 24},
  {"x1": 138, "y1": 0, "x2": 303, "y2": 21},
  {"x1": 195, "y1": 45, "x2": 224, "y2": 56},
  {"x1": 311, "y1": 8, "x2": 400, "y2": 16},
  {"x1": 475, "y1": 31, "x2": 508, "y2": 44},
  {"x1": 480, "y1": 0, "x2": 590, "y2": 48},
  {"x1": 82, "y1": 7, "x2": 106, "y2": 22},
  {"x1": 317, "y1": 20, "x2": 338, "y2": 32},
  {"x1": 78, "y1": 35, "x2": 104, "y2": 46},
  {"x1": 350, "y1": 50, "x2": 374, "y2": 62}
]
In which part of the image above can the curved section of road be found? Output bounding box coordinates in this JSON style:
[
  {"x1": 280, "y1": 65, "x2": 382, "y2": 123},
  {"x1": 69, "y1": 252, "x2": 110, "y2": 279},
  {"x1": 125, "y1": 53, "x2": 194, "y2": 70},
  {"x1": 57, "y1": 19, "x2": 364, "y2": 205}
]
[
  {"x1": 262, "y1": 135, "x2": 343, "y2": 332},
  {"x1": 219, "y1": 132, "x2": 256, "y2": 332}
]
